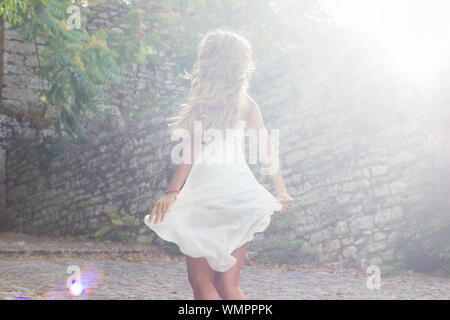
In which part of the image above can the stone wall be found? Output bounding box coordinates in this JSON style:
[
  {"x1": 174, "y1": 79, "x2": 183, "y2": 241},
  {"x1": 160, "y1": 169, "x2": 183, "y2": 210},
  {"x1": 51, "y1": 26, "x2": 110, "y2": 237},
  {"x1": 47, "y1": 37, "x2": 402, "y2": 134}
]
[
  {"x1": 1, "y1": 3, "x2": 448, "y2": 270},
  {"x1": 0, "y1": 20, "x2": 5, "y2": 215},
  {"x1": 0, "y1": 0, "x2": 186, "y2": 219},
  {"x1": 246, "y1": 29, "x2": 445, "y2": 269},
  {"x1": 0, "y1": 13, "x2": 47, "y2": 216}
]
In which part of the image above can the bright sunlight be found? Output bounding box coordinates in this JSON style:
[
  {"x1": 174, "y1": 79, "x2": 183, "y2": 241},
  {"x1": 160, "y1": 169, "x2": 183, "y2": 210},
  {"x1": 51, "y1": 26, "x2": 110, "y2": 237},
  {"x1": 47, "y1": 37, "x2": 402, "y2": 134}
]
[{"x1": 318, "y1": 0, "x2": 450, "y2": 84}]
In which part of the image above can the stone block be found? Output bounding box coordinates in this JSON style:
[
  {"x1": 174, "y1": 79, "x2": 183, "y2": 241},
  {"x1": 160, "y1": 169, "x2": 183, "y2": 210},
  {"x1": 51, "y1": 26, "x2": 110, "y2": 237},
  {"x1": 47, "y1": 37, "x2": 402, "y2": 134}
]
[
  {"x1": 342, "y1": 246, "x2": 358, "y2": 259},
  {"x1": 373, "y1": 232, "x2": 387, "y2": 241},
  {"x1": 349, "y1": 215, "x2": 374, "y2": 232},
  {"x1": 310, "y1": 227, "x2": 334, "y2": 244},
  {"x1": 335, "y1": 221, "x2": 349, "y2": 235}
]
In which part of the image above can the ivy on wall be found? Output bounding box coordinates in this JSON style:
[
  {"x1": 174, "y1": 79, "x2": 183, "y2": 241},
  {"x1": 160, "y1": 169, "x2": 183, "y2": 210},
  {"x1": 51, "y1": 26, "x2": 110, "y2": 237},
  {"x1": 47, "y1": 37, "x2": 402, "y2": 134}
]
[
  {"x1": 0, "y1": 0, "x2": 27, "y2": 25},
  {"x1": 3, "y1": 0, "x2": 175, "y2": 146}
]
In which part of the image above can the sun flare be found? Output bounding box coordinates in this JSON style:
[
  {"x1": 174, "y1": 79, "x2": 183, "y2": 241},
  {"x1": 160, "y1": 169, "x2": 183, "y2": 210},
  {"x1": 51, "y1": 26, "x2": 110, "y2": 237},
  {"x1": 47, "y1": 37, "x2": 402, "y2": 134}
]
[{"x1": 318, "y1": 0, "x2": 450, "y2": 83}]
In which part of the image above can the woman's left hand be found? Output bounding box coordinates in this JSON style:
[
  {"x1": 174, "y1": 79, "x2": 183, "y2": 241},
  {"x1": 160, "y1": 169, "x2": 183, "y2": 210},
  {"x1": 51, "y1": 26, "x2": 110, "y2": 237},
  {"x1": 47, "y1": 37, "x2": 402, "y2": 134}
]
[{"x1": 276, "y1": 192, "x2": 293, "y2": 212}]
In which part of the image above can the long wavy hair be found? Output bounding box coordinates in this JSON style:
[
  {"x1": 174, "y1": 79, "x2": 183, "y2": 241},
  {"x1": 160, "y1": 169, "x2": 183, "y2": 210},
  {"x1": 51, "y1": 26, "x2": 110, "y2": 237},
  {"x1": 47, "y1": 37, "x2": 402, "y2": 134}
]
[{"x1": 167, "y1": 27, "x2": 256, "y2": 140}]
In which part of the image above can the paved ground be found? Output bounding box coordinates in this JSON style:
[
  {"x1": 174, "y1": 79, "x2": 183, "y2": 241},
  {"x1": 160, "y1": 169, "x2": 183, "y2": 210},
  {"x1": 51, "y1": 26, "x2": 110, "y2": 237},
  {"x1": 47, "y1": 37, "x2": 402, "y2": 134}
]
[{"x1": 1, "y1": 232, "x2": 449, "y2": 300}]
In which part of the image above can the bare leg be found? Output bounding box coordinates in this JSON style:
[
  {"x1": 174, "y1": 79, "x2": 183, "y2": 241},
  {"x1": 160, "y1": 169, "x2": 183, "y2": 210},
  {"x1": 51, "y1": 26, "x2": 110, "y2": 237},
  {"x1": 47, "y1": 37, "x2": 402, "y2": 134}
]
[
  {"x1": 186, "y1": 255, "x2": 222, "y2": 300},
  {"x1": 213, "y1": 241, "x2": 249, "y2": 300}
]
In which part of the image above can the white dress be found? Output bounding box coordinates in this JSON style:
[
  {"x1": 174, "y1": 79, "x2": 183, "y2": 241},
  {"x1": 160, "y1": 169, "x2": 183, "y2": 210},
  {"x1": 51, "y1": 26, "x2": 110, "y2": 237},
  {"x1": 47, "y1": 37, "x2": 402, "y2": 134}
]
[{"x1": 144, "y1": 119, "x2": 283, "y2": 272}]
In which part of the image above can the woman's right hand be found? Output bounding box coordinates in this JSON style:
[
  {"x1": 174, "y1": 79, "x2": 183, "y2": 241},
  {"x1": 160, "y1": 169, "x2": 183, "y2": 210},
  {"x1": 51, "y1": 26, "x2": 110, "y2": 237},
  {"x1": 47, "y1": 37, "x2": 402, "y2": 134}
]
[{"x1": 148, "y1": 192, "x2": 178, "y2": 224}]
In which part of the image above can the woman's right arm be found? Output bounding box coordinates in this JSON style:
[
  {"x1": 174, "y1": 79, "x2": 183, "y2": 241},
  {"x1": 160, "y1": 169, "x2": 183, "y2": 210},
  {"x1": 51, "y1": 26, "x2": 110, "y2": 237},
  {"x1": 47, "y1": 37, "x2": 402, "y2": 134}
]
[{"x1": 148, "y1": 135, "x2": 195, "y2": 224}]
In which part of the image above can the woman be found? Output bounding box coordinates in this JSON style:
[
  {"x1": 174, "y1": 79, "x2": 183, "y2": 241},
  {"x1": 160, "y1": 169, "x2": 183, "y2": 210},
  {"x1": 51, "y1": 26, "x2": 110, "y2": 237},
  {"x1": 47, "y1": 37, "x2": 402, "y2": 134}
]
[{"x1": 144, "y1": 28, "x2": 293, "y2": 300}]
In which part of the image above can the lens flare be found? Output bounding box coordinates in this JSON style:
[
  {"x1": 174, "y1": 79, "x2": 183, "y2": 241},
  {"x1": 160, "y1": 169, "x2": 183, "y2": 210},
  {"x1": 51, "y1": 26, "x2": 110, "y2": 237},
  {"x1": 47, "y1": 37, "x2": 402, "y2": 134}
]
[
  {"x1": 69, "y1": 281, "x2": 84, "y2": 297},
  {"x1": 319, "y1": 0, "x2": 450, "y2": 83},
  {"x1": 45, "y1": 263, "x2": 104, "y2": 300}
]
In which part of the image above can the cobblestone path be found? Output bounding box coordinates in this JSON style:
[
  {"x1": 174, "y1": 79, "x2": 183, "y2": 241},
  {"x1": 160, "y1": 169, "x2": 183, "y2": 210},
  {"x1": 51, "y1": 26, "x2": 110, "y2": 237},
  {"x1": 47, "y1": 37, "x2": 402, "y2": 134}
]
[{"x1": 1, "y1": 233, "x2": 449, "y2": 300}]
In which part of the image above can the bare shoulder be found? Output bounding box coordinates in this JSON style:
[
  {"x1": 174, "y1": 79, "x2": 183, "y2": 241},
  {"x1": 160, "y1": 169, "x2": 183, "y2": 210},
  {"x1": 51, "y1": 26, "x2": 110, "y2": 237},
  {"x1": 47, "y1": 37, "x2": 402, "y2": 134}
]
[
  {"x1": 244, "y1": 93, "x2": 266, "y2": 129},
  {"x1": 243, "y1": 93, "x2": 258, "y2": 121}
]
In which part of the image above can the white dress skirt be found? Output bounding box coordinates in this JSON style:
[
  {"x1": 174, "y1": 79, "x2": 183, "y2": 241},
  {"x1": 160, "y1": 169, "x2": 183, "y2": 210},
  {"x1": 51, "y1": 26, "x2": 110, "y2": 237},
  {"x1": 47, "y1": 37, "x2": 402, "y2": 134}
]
[{"x1": 144, "y1": 119, "x2": 283, "y2": 272}]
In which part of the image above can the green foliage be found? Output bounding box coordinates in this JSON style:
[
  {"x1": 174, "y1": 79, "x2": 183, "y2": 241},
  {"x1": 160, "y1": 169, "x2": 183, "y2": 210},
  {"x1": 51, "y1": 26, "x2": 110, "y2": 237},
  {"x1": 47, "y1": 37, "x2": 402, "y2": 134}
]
[
  {"x1": 0, "y1": 0, "x2": 27, "y2": 25},
  {"x1": 38, "y1": 134, "x2": 65, "y2": 171},
  {"x1": 3, "y1": 0, "x2": 320, "y2": 166},
  {"x1": 6, "y1": 0, "x2": 175, "y2": 148},
  {"x1": 435, "y1": 264, "x2": 450, "y2": 277},
  {"x1": 91, "y1": 204, "x2": 136, "y2": 242}
]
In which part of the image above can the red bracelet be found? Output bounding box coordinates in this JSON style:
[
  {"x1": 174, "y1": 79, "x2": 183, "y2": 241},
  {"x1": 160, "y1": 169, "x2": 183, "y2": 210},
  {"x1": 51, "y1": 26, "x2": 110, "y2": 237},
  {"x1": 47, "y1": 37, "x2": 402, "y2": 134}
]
[{"x1": 165, "y1": 189, "x2": 180, "y2": 194}]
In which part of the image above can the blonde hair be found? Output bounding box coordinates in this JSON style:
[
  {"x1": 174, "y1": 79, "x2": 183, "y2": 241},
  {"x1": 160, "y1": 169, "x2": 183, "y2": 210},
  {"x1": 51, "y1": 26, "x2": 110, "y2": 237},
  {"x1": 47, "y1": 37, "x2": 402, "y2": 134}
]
[{"x1": 167, "y1": 27, "x2": 256, "y2": 139}]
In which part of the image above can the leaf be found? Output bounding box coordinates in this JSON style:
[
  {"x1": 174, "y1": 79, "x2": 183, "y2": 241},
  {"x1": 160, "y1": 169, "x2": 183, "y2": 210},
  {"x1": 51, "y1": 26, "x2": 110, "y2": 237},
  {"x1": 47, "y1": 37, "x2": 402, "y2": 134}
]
[
  {"x1": 121, "y1": 215, "x2": 135, "y2": 226},
  {"x1": 94, "y1": 225, "x2": 112, "y2": 237},
  {"x1": 44, "y1": 106, "x2": 51, "y2": 119},
  {"x1": 111, "y1": 218, "x2": 124, "y2": 226}
]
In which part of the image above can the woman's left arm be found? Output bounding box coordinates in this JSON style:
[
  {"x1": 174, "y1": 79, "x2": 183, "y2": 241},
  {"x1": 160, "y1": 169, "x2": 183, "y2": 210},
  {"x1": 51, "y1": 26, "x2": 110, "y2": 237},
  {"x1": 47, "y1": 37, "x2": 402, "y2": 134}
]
[{"x1": 246, "y1": 96, "x2": 293, "y2": 211}]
